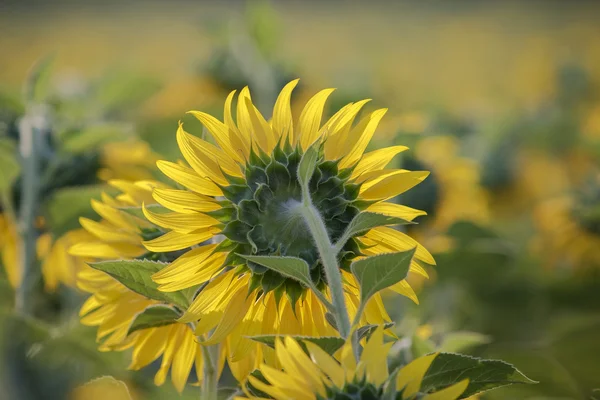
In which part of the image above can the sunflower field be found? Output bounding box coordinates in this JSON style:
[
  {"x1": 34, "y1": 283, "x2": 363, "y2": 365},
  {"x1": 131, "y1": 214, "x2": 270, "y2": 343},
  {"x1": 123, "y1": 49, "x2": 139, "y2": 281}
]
[{"x1": 1, "y1": 1, "x2": 599, "y2": 399}]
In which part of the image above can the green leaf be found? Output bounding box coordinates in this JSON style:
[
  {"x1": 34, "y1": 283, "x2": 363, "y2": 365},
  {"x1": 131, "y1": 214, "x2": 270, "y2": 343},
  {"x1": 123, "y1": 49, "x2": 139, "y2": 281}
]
[
  {"x1": 297, "y1": 144, "x2": 319, "y2": 191},
  {"x1": 62, "y1": 124, "x2": 130, "y2": 153},
  {"x1": 45, "y1": 185, "x2": 113, "y2": 237},
  {"x1": 420, "y1": 353, "x2": 537, "y2": 398},
  {"x1": 248, "y1": 335, "x2": 345, "y2": 355},
  {"x1": 351, "y1": 248, "x2": 415, "y2": 306},
  {"x1": 239, "y1": 255, "x2": 314, "y2": 289},
  {"x1": 89, "y1": 260, "x2": 189, "y2": 309},
  {"x1": 24, "y1": 54, "x2": 55, "y2": 103},
  {"x1": 336, "y1": 212, "x2": 413, "y2": 250},
  {"x1": 438, "y1": 331, "x2": 492, "y2": 353},
  {"x1": 0, "y1": 139, "x2": 20, "y2": 191},
  {"x1": 356, "y1": 322, "x2": 395, "y2": 341},
  {"x1": 127, "y1": 305, "x2": 181, "y2": 336}
]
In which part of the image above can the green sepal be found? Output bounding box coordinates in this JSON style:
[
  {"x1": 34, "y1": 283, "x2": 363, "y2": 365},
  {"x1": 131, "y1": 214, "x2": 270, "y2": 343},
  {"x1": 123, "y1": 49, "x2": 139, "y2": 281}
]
[{"x1": 126, "y1": 304, "x2": 181, "y2": 336}]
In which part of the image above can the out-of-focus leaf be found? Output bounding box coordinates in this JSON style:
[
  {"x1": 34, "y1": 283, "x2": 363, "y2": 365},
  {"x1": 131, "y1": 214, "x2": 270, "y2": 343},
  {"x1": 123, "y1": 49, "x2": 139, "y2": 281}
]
[
  {"x1": 45, "y1": 185, "x2": 109, "y2": 237},
  {"x1": 94, "y1": 70, "x2": 161, "y2": 116},
  {"x1": 89, "y1": 260, "x2": 189, "y2": 309},
  {"x1": 420, "y1": 353, "x2": 536, "y2": 398},
  {"x1": 24, "y1": 54, "x2": 55, "y2": 103},
  {"x1": 411, "y1": 334, "x2": 436, "y2": 359},
  {"x1": 438, "y1": 331, "x2": 492, "y2": 353},
  {"x1": 61, "y1": 124, "x2": 131, "y2": 153},
  {"x1": 0, "y1": 138, "x2": 20, "y2": 191}
]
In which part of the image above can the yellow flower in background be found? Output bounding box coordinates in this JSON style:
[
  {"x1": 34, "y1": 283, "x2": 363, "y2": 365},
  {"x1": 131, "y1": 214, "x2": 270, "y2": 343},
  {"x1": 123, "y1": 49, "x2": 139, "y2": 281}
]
[
  {"x1": 70, "y1": 180, "x2": 221, "y2": 393},
  {"x1": 532, "y1": 175, "x2": 600, "y2": 272},
  {"x1": 98, "y1": 139, "x2": 159, "y2": 182},
  {"x1": 414, "y1": 135, "x2": 489, "y2": 232},
  {"x1": 238, "y1": 328, "x2": 468, "y2": 400},
  {"x1": 0, "y1": 213, "x2": 22, "y2": 288},
  {"x1": 70, "y1": 376, "x2": 134, "y2": 400},
  {"x1": 143, "y1": 79, "x2": 434, "y2": 380}
]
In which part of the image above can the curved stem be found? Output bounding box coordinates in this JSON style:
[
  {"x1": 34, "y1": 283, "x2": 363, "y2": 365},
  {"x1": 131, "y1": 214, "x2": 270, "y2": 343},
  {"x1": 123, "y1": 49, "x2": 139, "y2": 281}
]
[{"x1": 300, "y1": 203, "x2": 352, "y2": 340}]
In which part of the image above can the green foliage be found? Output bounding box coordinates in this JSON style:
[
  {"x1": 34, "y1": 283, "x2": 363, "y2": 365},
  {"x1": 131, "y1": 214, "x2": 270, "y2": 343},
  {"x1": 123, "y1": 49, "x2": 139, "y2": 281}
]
[
  {"x1": 127, "y1": 305, "x2": 181, "y2": 336},
  {"x1": 355, "y1": 323, "x2": 395, "y2": 341},
  {"x1": 45, "y1": 185, "x2": 109, "y2": 237},
  {"x1": 89, "y1": 260, "x2": 189, "y2": 309},
  {"x1": 297, "y1": 144, "x2": 319, "y2": 193},
  {"x1": 0, "y1": 138, "x2": 20, "y2": 191},
  {"x1": 420, "y1": 353, "x2": 536, "y2": 398},
  {"x1": 351, "y1": 249, "x2": 415, "y2": 308},
  {"x1": 61, "y1": 124, "x2": 129, "y2": 153}
]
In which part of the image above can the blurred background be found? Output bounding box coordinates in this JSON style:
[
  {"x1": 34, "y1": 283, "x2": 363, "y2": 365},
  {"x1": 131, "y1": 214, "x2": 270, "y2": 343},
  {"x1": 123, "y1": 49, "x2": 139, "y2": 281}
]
[{"x1": 1, "y1": 1, "x2": 600, "y2": 399}]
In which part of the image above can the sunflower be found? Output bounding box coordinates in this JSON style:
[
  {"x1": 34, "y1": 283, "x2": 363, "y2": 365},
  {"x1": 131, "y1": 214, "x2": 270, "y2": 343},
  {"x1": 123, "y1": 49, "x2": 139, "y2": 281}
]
[
  {"x1": 0, "y1": 138, "x2": 160, "y2": 292},
  {"x1": 238, "y1": 328, "x2": 468, "y2": 400},
  {"x1": 70, "y1": 179, "x2": 223, "y2": 393},
  {"x1": 398, "y1": 135, "x2": 490, "y2": 254},
  {"x1": 532, "y1": 173, "x2": 600, "y2": 271},
  {"x1": 143, "y1": 80, "x2": 434, "y2": 380}
]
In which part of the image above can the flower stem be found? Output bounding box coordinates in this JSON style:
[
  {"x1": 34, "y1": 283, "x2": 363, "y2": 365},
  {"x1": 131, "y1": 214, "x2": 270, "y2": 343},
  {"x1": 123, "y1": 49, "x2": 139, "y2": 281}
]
[
  {"x1": 299, "y1": 203, "x2": 352, "y2": 340},
  {"x1": 201, "y1": 344, "x2": 218, "y2": 400},
  {"x1": 15, "y1": 114, "x2": 45, "y2": 315}
]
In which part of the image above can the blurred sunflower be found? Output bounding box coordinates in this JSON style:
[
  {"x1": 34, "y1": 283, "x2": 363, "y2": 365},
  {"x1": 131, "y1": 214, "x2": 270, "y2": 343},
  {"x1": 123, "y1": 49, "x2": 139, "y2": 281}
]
[
  {"x1": 238, "y1": 328, "x2": 468, "y2": 400},
  {"x1": 0, "y1": 139, "x2": 159, "y2": 291},
  {"x1": 532, "y1": 173, "x2": 600, "y2": 271},
  {"x1": 143, "y1": 79, "x2": 434, "y2": 380},
  {"x1": 397, "y1": 135, "x2": 489, "y2": 254},
  {"x1": 69, "y1": 180, "x2": 225, "y2": 393}
]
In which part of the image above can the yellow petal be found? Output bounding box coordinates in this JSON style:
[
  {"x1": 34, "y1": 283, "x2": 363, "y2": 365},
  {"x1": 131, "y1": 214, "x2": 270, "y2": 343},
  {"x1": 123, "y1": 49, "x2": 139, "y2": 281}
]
[
  {"x1": 359, "y1": 326, "x2": 392, "y2": 386},
  {"x1": 422, "y1": 379, "x2": 469, "y2": 400},
  {"x1": 272, "y1": 79, "x2": 299, "y2": 144},
  {"x1": 142, "y1": 228, "x2": 219, "y2": 252},
  {"x1": 366, "y1": 202, "x2": 426, "y2": 222},
  {"x1": 360, "y1": 170, "x2": 429, "y2": 200},
  {"x1": 171, "y1": 327, "x2": 197, "y2": 393},
  {"x1": 142, "y1": 204, "x2": 219, "y2": 234},
  {"x1": 298, "y1": 88, "x2": 336, "y2": 150},
  {"x1": 79, "y1": 218, "x2": 139, "y2": 243},
  {"x1": 128, "y1": 328, "x2": 168, "y2": 370},
  {"x1": 187, "y1": 108, "x2": 245, "y2": 163},
  {"x1": 69, "y1": 242, "x2": 146, "y2": 259},
  {"x1": 152, "y1": 244, "x2": 217, "y2": 281},
  {"x1": 223, "y1": 90, "x2": 250, "y2": 160},
  {"x1": 156, "y1": 160, "x2": 222, "y2": 197},
  {"x1": 397, "y1": 353, "x2": 438, "y2": 398},
  {"x1": 366, "y1": 227, "x2": 436, "y2": 265},
  {"x1": 156, "y1": 252, "x2": 225, "y2": 292},
  {"x1": 245, "y1": 97, "x2": 277, "y2": 153},
  {"x1": 339, "y1": 108, "x2": 387, "y2": 168},
  {"x1": 323, "y1": 100, "x2": 371, "y2": 160},
  {"x1": 304, "y1": 341, "x2": 345, "y2": 388},
  {"x1": 351, "y1": 145, "x2": 408, "y2": 179},
  {"x1": 200, "y1": 285, "x2": 253, "y2": 345},
  {"x1": 154, "y1": 325, "x2": 182, "y2": 386},
  {"x1": 152, "y1": 188, "x2": 219, "y2": 214}
]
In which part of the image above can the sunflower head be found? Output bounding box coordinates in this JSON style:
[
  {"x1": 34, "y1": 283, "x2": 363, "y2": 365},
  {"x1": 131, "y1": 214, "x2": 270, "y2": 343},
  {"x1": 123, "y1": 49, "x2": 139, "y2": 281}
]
[
  {"x1": 240, "y1": 328, "x2": 469, "y2": 400},
  {"x1": 216, "y1": 141, "x2": 362, "y2": 297}
]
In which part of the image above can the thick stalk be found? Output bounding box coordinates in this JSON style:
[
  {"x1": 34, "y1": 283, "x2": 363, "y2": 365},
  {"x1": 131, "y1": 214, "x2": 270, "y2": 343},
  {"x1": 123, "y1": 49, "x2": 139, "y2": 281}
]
[
  {"x1": 15, "y1": 114, "x2": 43, "y2": 315},
  {"x1": 201, "y1": 344, "x2": 218, "y2": 400},
  {"x1": 299, "y1": 203, "x2": 352, "y2": 340}
]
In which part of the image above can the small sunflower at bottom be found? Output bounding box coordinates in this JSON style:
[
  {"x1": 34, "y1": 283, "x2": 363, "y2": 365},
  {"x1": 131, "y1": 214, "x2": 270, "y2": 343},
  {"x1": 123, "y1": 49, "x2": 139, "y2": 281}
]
[
  {"x1": 237, "y1": 327, "x2": 468, "y2": 400},
  {"x1": 69, "y1": 179, "x2": 223, "y2": 393},
  {"x1": 142, "y1": 79, "x2": 435, "y2": 380}
]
